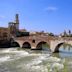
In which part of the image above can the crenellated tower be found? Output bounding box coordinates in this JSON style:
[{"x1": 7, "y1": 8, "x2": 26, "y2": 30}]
[
  {"x1": 8, "y1": 14, "x2": 19, "y2": 36},
  {"x1": 15, "y1": 14, "x2": 19, "y2": 30}
]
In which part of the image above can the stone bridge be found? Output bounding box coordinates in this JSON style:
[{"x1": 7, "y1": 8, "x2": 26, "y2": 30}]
[
  {"x1": 12, "y1": 35, "x2": 72, "y2": 53},
  {"x1": 50, "y1": 39, "x2": 72, "y2": 52}
]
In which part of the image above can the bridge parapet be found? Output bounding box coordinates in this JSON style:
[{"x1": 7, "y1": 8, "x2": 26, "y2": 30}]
[{"x1": 14, "y1": 36, "x2": 52, "y2": 41}]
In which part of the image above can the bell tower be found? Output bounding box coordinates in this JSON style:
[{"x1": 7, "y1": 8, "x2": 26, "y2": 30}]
[
  {"x1": 15, "y1": 14, "x2": 19, "y2": 30},
  {"x1": 8, "y1": 14, "x2": 20, "y2": 37}
]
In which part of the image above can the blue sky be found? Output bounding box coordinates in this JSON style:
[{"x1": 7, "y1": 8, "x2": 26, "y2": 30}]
[{"x1": 0, "y1": 0, "x2": 72, "y2": 34}]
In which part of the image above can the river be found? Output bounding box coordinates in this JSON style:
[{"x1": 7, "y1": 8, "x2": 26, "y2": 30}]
[{"x1": 0, "y1": 45, "x2": 72, "y2": 72}]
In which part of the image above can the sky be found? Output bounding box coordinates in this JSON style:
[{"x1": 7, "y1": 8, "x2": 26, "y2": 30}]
[{"x1": 0, "y1": 0, "x2": 72, "y2": 34}]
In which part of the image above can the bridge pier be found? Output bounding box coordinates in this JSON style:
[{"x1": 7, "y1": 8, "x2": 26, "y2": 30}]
[
  {"x1": 31, "y1": 44, "x2": 37, "y2": 50},
  {"x1": 31, "y1": 47, "x2": 36, "y2": 50}
]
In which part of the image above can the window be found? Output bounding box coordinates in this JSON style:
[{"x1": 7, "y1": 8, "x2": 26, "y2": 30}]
[{"x1": 32, "y1": 40, "x2": 35, "y2": 43}]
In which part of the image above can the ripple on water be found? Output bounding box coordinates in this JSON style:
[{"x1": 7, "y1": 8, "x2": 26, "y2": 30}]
[
  {"x1": 51, "y1": 63, "x2": 64, "y2": 70},
  {"x1": 0, "y1": 56, "x2": 10, "y2": 63},
  {"x1": 0, "y1": 48, "x2": 66, "y2": 72},
  {"x1": 0, "y1": 48, "x2": 29, "y2": 55},
  {"x1": 22, "y1": 54, "x2": 63, "y2": 72}
]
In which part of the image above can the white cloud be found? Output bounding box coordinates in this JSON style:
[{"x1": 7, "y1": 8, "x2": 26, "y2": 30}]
[
  {"x1": 45, "y1": 6, "x2": 58, "y2": 12},
  {"x1": 0, "y1": 15, "x2": 5, "y2": 19}
]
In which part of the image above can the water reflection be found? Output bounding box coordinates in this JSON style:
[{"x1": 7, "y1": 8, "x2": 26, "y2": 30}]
[
  {"x1": 53, "y1": 44, "x2": 72, "y2": 58},
  {"x1": 60, "y1": 44, "x2": 72, "y2": 52}
]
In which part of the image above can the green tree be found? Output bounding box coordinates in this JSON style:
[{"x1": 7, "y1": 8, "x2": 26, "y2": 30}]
[
  {"x1": 68, "y1": 30, "x2": 71, "y2": 37},
  {"x1": 49, "y1": 32, "x2": 54, "y2": 36}
]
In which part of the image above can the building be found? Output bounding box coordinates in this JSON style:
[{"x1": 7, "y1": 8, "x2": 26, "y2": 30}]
[
  {"x1": 0, "y1": 27, "x2": 10, "y2": 40},
  {"x1": 0, "y1": 14, "x2": 20, "y2": 40},
  {"x1": 0, "y1": 14, "x2": 30, "y2": 40},
  {"x1": 0, "y1": 27, "x2": 11, "y2": 47},
  {"x1": 0, "y1": 14, "x2": 20, "y2": 47},
  {"x1": 8, "y1": 14, "x2": 19, "y2": 36}
]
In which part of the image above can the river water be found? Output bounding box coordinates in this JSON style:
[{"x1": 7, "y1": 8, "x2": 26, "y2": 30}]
[{"x1": 0, "y1": 46, "x2": 72, "y2": 72}]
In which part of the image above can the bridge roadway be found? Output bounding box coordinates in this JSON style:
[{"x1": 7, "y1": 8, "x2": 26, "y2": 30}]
[{"x1": 13, "y1": 35, "x2": 72, "y2": 53}]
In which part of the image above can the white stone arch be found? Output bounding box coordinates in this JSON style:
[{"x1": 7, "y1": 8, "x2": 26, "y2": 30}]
[
  {"x1": 54, "y1": 42, "x2": 65, "y2": 52},
  {"x1": 50, "y1": 40, "x2": 72, "y2": 52},
  {"x1": 36, "y1": 41, "x2": 50, "y2": 50},
  {"x1": 50, "y1": 40, "x2": 65, "y2": 52}
]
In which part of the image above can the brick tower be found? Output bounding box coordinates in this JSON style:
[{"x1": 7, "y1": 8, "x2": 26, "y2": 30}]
[
  {"x1": 8, "y1": 14, "x2": 19, "y2": 36},
  {"x1": 15, "y1": 14, "x2": 19, "y2": 30}
]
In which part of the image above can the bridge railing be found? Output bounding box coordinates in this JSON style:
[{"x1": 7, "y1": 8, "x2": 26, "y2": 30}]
[
  {"x1": 52, "y1": 37, "x2": 72, "y2": 41},
  {"x1": 14, "y1": 36, "x2": 72, "y2": 41}
]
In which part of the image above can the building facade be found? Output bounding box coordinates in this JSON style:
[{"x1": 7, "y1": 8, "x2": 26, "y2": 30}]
[
  {"x1": 8, "y1": 14, "x2": 19, "y2": 36},
  {"x1": 0, "y1": 27, "x2": 10, "y2": 40}
]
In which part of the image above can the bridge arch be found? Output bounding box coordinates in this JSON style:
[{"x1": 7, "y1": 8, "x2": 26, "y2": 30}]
[
  {"x1": 11, "y1": 42, "x2": 20, "y2": 47},
  {"x1": 54, "y1": 42, "x2": 64, "y2": 52},
  {"x1": 36, "y1": 41, "x2": 50, "y2": 50},
  {"x1": 22, "y1": 42, "x2": 31, "y2": 48},
  {"x1": 54, "y1": 41, "x2": 72, "y2": 52}
]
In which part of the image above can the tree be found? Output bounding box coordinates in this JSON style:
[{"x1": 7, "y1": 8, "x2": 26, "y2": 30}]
[
  {"x1": 68, "y1": 30, "x2": 71, "y2": 36},
  {"x1": 49, "y1": 32, "x2": 54, "y2": 36},
  {"x1": 63, "y1": 30, "x2": 68, "y2": 37}
]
